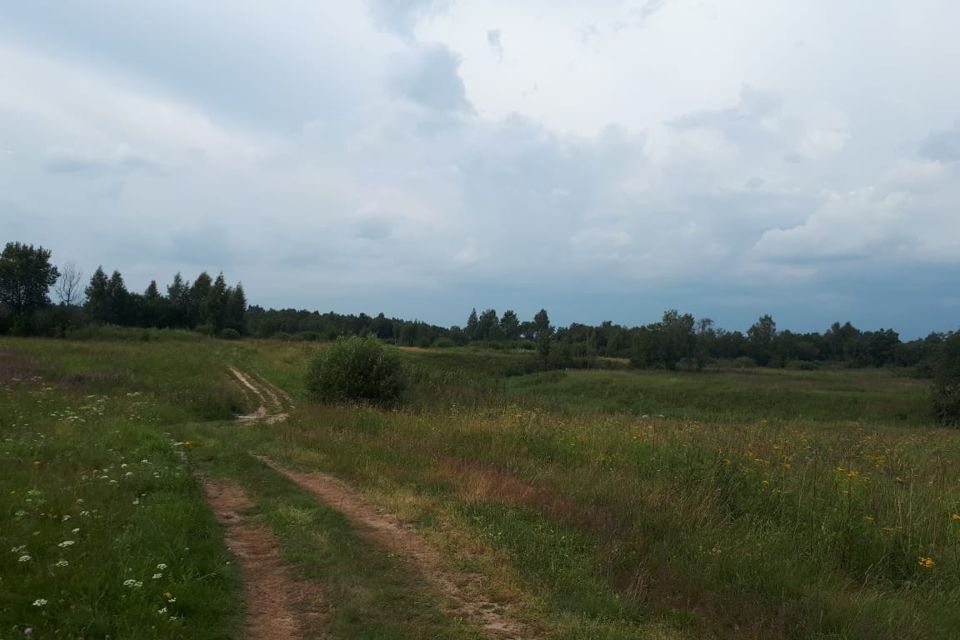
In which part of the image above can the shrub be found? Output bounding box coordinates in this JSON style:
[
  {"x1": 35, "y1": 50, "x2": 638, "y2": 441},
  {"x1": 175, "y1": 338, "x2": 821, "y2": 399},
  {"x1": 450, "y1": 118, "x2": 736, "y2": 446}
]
[
  {"x1": 933, "y1": 333, "x2": 960, "y2": 426},
  {"x1": 219, "y1": 328, "x2": 242, "y2": 340},
  {"x1": 305, "y1": 336, "x2": 407, "y2": 404},
  {"x1": 431, "y1": 337, "x2": 456, "y2": 348},
  {"x1": 734, "y1": 356, "x2": 757, "y2": 369}
]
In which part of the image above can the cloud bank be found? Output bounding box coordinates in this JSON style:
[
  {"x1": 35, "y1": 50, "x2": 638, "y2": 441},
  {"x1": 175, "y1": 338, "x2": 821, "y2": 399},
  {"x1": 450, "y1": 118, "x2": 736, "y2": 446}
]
[{"x1": 0, "y1": 0, "x2": 958, "y2": 336}]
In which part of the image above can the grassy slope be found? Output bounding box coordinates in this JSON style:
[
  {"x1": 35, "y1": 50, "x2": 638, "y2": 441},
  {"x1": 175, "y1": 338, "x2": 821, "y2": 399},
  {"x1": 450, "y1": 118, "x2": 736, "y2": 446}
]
[
  {"x1": 3, "y1": 337, "x2": 959, "y2": 639},
  {"x1": 0, "y1": 338, "x2": 482, "y2": 639}
]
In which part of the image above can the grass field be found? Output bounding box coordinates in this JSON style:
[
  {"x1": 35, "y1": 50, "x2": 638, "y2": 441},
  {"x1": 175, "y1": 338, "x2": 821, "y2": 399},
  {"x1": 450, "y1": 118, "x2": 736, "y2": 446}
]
[{"x1": 2, "y1": 337, "x2": 959, "y2": 639}]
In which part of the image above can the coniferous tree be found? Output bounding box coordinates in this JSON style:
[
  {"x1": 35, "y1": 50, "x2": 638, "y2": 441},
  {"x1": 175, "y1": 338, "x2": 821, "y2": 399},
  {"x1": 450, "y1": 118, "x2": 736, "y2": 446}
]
[
  {"x1": 466, "y1": 308, "x2": 479, "y2": 341},
  {"x1": 84, "y1": 267, "x2": 111, "y2": 324},
  {"x1": 141, "y1": 280, "x2": 163, "y2": 327},
  {"x1": 166, "y1": 273, "x2": 190, "y2": 328},
  {"x1": 106, "y1": 271, "x2": 131, "y2": 325},
  {"x1": 207, "y1": 273, "x2": 229, "y2": 332},
  {"x1": 500, "y1": 310, "x2": 521, "y2": 340},
  {"x1": 225, "y1": 282, "x2": 247, "y2": 332},
  {"x1": 190, "y1": 272, "x2": 213, "y2": 328}
]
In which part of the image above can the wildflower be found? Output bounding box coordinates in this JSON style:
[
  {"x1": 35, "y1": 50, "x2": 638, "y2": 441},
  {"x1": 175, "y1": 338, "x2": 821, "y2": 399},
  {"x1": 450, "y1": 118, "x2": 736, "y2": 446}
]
[
  {"x1": 32, "y1": 599, "x2": 47, "y2": 607},
  {"x1": 18, "y1": 555, "x2": 31, "y2": 562},
  {"x1": 55, "y1": 559, "x2": 69, "y2": 567},
  {"x1": 72, "y1": 527, "x2": 79, "y2": 533},
  {"x1": 952, "y1": 514, "x2": 960, "y2": 521},
  {"x1": 157, "y1": 563, "x2": 168, "y2": 570},
  {"x1": 61, "y1": 515, "x2": 71, "y2": 521},
  {"x1": 152, "y1": 573, "x2": 163, "y2": 579},
  {"x1": 57, "y1": 540, "x2": 75, "y2": 548},
  {"x1": 125, "y1": 472, "x2": 133, "y2": 477},
  {"x1": 123, "y1": 579, "x2": 143, "y2": 588},
  {"x1": 158, "y1": 607, "x2": 168, "y2": 614},
  {"x1": 918, "y1": 556, "x2": 935, "y2": 569},
  {"x1": 163, "y1": 591, "x2": 172, "y2": 598}
]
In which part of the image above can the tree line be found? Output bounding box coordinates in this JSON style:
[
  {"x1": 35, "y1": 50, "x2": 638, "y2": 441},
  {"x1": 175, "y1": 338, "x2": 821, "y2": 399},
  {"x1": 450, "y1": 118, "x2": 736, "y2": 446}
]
[
  {"x1": 0, "y1": 242, "x2": 246, "y2": 336},
  {"x1": 0, "y1": 241, "x2": 954, "y2": 373}
]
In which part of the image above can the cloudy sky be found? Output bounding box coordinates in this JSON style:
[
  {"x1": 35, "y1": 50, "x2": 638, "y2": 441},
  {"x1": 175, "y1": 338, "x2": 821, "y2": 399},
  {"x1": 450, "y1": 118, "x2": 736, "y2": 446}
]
[{"x1": 1, "y1": 1, "x2": 959, "y2": 336}]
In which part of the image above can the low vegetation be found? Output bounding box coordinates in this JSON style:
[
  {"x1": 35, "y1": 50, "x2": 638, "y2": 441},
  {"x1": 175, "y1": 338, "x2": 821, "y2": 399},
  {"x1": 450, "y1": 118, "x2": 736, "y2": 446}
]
[
  {"x1": 3, "y1": 335, "x2": 959, "y2": 638},
  {"x1": 305, "y1": 335, "x2": 407, "y2": 404}
]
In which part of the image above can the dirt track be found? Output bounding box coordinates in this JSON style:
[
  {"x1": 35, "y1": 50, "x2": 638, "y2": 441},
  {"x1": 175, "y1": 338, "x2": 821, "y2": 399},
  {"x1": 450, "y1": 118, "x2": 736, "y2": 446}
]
[
  {"x1": 256, "y1": 455, "x2": 531, "y2": 640},
  {"x1": 230, "y1": 366, "x2": 291, "y2": 424},
  {"x1": 203, "y1": 479, "x2": 325, "y2": 640}
]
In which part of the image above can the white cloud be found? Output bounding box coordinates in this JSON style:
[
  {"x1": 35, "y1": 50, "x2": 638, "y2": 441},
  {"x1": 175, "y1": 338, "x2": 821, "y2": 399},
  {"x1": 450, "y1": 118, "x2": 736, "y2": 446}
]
[{"x1": 0, "y1": 0, "x2": 959, "y2": 333}]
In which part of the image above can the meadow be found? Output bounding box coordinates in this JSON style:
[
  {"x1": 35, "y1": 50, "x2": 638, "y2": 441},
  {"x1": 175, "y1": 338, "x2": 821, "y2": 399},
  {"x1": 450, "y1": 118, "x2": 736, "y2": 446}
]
[{"x1": 2, "y1": 335, "x2": 958, "y2": 639}]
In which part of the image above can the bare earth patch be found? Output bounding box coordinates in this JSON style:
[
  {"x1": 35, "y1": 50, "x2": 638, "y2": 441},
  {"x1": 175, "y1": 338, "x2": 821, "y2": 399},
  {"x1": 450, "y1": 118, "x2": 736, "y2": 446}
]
[
  {"x1": 256, "y1": 456, "x2": 532, "y2": 640},
  {"x1": 203, "y1": 479, "x2": 325, "y2": 640},
  {"x1": 229, "y1": 367, "x2": 290, "y2": 424}
]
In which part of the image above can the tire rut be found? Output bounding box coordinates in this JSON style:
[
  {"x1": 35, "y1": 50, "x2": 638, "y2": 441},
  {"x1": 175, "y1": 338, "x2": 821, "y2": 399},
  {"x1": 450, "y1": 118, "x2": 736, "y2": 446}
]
[
  {"x1": 203, "y1": 479, "x2": 326, "y2": 640},
  {"x1": 229, "y1": 367, "x2": 290, "y2": 424},
  {"x1": 255, "y1": 455, "x2": 532, "y2": 640}
]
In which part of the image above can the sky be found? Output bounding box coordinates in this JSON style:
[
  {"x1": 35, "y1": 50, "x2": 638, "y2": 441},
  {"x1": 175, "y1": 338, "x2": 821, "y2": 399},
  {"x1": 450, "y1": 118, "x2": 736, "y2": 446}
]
[{"x1": 1, "y1": 0, "x2": 959, "y2": 337}]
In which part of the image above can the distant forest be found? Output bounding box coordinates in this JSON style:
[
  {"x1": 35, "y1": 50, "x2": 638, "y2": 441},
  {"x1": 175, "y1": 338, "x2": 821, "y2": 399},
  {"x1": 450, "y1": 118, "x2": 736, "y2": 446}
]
[{"x1": 0, "y1": 241, "x2": 954, "y2": 372}]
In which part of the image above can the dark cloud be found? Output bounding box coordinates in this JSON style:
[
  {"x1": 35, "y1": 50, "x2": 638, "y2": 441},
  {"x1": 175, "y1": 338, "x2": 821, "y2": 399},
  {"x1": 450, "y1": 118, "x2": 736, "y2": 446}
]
[
  {"x1": 393, "y1": 44, "x2": 472, "y2": 113},
  {"x1": 367, "y1": 0, "x2": 449, "y2": 37},
  {"x1": 669, "y1": 85, "x2": 782, "y2": 144},
  {"x1": 920, "y1": 120, "x2": 960, "y2": 163},
  {"x1": 44, "y1": 150, "x2": 160, "y2": 175}
]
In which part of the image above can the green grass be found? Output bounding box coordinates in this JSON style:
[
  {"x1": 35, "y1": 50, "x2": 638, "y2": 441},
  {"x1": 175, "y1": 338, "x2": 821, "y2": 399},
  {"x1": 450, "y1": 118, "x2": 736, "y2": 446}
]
[
  {"x1": 506, "y1": 367, "x2": 930, "y2": 425},
  {"x1": 0, "y1": 341, "x2": 244, "y2": 639},
  {"x1": 178, "y1": 428, "x2": 485, "y2": 639},
  {"x1": 2, "y1": 337, "x2": 958, "y2": 639}
]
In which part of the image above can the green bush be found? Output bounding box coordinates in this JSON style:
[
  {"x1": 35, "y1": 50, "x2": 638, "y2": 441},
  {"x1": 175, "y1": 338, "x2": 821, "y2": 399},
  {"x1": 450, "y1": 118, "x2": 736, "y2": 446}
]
[
  {"x1": 933, "y1": 333, "x2": 960, "y2": 426},
  {"x1": 431, "y1": 337, "x2": 456, "y2": 348},
  {"x1": 219, "y1": 328, "x2": 242, "y2": 340},
  {"x1": 305, "y1": 336, "x2": 407, "y2": 404}
]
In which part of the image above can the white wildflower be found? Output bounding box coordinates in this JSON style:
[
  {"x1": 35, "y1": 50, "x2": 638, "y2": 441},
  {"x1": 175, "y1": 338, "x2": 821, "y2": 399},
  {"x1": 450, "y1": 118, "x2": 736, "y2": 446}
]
[{"x1": 32, "y1": 598, "x2": 47, "y2": 607}]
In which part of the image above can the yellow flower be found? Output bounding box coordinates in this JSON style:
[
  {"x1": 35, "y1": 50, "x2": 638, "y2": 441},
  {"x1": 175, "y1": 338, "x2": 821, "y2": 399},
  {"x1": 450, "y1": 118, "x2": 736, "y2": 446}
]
[
  {"x1": 918, "y1": 556, "x2": 935, "y2": 569},
  {"x1": 952, "y1": 514, "x2": 960, "y2": 522}
]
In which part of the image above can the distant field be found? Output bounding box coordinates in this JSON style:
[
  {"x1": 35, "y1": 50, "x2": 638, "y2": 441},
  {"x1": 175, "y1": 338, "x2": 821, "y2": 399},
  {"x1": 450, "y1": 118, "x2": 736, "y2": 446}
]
[
  {"x1": 506, "y1": 367, "x2": 930, "y2": 425},
  {"x1": 2, "y1": 336, "x2": 958, "y2": 639}
]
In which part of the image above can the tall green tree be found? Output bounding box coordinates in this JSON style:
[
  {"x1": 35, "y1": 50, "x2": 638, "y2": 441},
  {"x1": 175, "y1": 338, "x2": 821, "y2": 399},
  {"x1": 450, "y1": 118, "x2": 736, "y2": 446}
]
[
  {"x1": 190, "y1": 272, "x2": 213, "y2": 328},
  {"x1": 84, "y1": 267, "x2": 112, "y2": 324},
  {"x1": 0, "y1": 242, "x2": 59, "y2": 317},
  {"x1": 477, "y1": 309, "x2": 499, "y2": 340},
  {"x1": 141, "y1": 280, "x2": 164, "y2": 327},
  {"x1": 107, "y1": 271, "x2": 131, "y2": 325},
  {"x1": 500, "y1": 310, "x2": 520, "y2": 340},
  {"x1": 166, "y1": 273, "x2": 191, "y2": 328},
  {"x1": 207, "y1": 273, "x2": 229, "y2": 331},
  {"x1": 748, "y1": 314, "x2": 777, "y2": 366},
  {"x1": 225, "y1": 282, "x2": 247, "y2": 333},
  {"x1": 933, "y1": 333, "x2": 960, "y2": 426},
  {"x1": 532, "y1": 309, "x2": 551, "y2": 340},
  {"x1": 466, "y1": 308, "x2": 479, "y2": 341}
]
